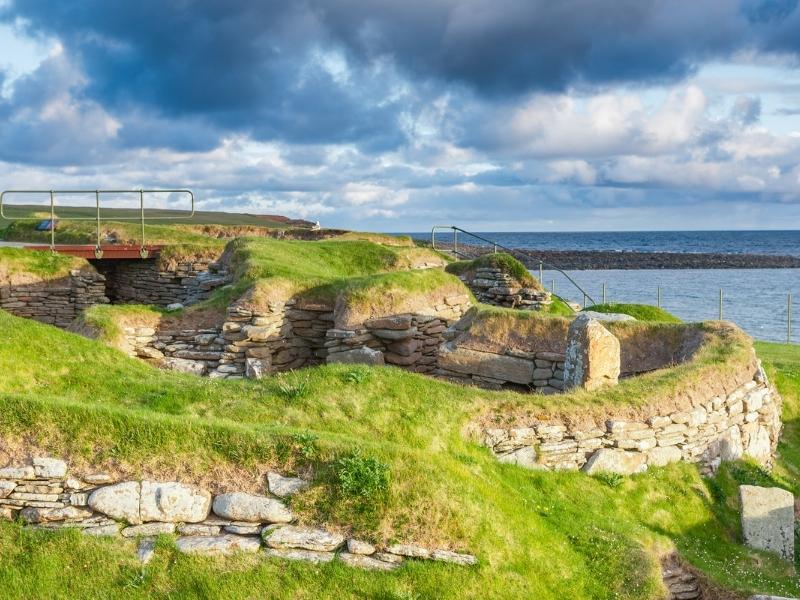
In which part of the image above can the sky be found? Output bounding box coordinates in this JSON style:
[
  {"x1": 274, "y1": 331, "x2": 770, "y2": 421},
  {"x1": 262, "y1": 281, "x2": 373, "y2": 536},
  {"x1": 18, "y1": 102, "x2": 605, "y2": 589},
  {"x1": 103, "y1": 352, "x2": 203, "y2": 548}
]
[{"x1": 1, "y1": 1, "x2": 800, "y2": 232}]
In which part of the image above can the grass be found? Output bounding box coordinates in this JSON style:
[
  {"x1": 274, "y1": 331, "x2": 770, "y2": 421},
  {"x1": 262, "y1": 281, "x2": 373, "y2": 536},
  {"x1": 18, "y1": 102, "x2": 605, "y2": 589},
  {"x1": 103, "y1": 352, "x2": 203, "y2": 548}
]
[
  {"x1": 0, "y1": 247, "x2": 85, "y2": 281},
  {"x1": 0, "y1": 310, "x2": 799, "y2": 597},
  {"x1": 585, "y1": 303, "x2": 682, "y2": 323}
]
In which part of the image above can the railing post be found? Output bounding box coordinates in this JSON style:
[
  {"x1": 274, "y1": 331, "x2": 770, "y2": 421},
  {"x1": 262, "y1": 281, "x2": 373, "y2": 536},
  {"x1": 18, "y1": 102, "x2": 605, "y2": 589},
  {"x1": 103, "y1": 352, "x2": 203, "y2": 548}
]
[
  {"x1": 602, "y1": 282, "x2": 607, "y2": 304},
  {"x1": 583, "y1": 293, "x2": 587, "y2": 309},
  {"x1": 49, "y1": 190, "x2": 55, "y2": 251},
  {"x1": 453, "y1": 227, "x2": 458, "y2": 257},
  {"x1": 431, "y1": 227, "x2": 436, "y2": 250},
  {"x1": 657, "y1": 286, "x2": 662, "y2": 308},
  {"x1": 539, "y1": 261, "x2": 544, "y2": 284},
  {"x1": 551, "y1": 279, "x2": 556, "y2": 294},
  {"x1": 94, "y1": 190, "x2": 103, "y2": 259},
  {"x1": 719, "y1": 289, "x2": 723, "y2": 320},
  {"x1": 789, "y1": 293, "x2": 793, "y2": 344},
  {"x1": 139, "y1": 189, "x2": 148, "y2": 259}
]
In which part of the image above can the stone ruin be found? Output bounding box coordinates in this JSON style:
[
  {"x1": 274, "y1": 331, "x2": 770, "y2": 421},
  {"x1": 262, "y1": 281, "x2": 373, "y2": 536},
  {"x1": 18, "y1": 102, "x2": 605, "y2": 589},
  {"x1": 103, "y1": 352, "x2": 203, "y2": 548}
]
[{"x1": 455, "y1": 264, "x2": 552, "y2": 310}]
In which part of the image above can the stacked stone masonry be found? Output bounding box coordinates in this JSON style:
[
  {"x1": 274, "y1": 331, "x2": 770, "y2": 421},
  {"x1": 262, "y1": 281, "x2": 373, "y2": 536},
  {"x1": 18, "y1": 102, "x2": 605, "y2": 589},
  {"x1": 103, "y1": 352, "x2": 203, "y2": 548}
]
[
  {"x1": 92, "y1": 257, "x2": 230, "y2": 306},
  {"x1": 0, "y1": 268, "x2": 109, "y2": 328},
  {"x1": 0, "y1": 457, "x2": 476, "y2": 569},
  {"x1": 458, "y1": 266, "x2": 551, "y2": 310},
  {"x1": 480, "y1": 365, "x2": 782, "y2": 474},
  {"x1": 122, "y1": 294, "x2": 473, "y2": 379}
]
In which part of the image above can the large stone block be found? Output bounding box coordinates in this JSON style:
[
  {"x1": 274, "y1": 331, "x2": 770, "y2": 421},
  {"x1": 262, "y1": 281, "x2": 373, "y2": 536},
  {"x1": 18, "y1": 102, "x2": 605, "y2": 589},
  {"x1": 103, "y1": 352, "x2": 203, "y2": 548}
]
[
  {"x1": 212, "y1": 492, "x2": 294, "y2": 523},
  {"x1": 563, "y1": 316, "x2": 620, "y2": 391},
  {"x1": 438, "y1": 345, "x2": 534, "y2": 385},
  {"x1": 327, "y1": 347, "x2": 385, "y2": 366},
  {"x1": 739, "y1": 485, "x2": 794, "y2": 561},
  {"x1": 264, "y1": 525, "x2": 344, "y2": 552},
  {"x1": 88, "y1": 482, "x2": 142, "y2": 524},
  {"x1": 140, "y1": 481, "x2": 211, "y2": 523},
  {"x1": 582, "y1": 449, "x2": 647, "y2": 475}
]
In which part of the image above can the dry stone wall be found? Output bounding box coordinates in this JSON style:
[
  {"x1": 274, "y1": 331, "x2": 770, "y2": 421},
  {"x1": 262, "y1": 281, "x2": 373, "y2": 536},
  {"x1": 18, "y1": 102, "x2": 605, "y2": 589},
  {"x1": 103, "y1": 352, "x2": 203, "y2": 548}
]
[
  {"x1": 0, "y1": 268, "x2": 109, "y2": 328},
  {"x1": 479, "y1": 363, "x2": 782, "y2": 474},
  {"x1": 120, "y1": 293, "x2": 472, "y2": 379},
  {"x1": 92, "y1": 257, "x2": 230, "y2": 306},
  {"x1": 0, "y1": 457, "x2": 476, "y2": 569},
  {"x1": 456, "y1": 266, "x2": 551, "y2": 310}
]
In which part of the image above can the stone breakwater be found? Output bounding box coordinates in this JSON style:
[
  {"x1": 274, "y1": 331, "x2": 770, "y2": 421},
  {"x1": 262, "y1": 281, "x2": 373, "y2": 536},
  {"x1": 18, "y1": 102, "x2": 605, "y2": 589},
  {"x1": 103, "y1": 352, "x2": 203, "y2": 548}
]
[
  {"x1": 452, "y1": 244, "x2": 800, "y2": 270},
  {"x1": 0, "y1": 268, "x2": 108, "y2": 328},
  {"x1": 455, "y1": 266, "x2": 551, "y2": 310},
  {"x1": 122, "y1": 293, "x2": 473, "y2": 379},
  {"x1": 0, "y1": 457, "x2": 476, "y2": 569},
  {"x1": 478, "y1": 364, "x2": 781, "y2": 474}
]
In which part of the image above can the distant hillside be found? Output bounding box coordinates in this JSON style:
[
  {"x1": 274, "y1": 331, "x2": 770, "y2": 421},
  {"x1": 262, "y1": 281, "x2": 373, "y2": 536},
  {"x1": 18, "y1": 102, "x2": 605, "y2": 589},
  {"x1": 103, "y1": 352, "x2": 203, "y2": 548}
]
[{"x1": 0, "y1": 204, "x2": 316, "y2": 228}]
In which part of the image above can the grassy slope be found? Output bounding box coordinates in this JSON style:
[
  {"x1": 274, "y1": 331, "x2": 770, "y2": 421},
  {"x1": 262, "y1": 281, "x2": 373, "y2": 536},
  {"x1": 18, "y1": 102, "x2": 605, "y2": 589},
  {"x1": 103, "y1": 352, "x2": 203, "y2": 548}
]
[
  {"x1": 586, "y1": 303, "x2": 682, "y2": 323},
  {"x1": 0, "y1": 247, "x2": 85, "y2": 280},
  {"x1": 0, "y1": 312, "x2": 798, "y2": 598}
]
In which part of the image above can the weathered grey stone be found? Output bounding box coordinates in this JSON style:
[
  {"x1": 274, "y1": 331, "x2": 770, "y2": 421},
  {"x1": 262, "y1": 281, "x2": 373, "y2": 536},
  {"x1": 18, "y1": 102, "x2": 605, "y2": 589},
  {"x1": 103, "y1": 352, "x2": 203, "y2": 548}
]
[
  {"x1": 386, "y1": 544, "x2": 431, "y2": 558},
  {"x1": 582, "y1": 449, "x2": 647, "y2": 475},
  {"x1": 178, "y1": 523, "x2": 221, "y2": 536},
  {"x1": 369, "y1": 328, "x2": 417, "y2": 341},
  {"x1": 563, "y1": 316, "x2": 620, "y2": 391},
  {"x1": 161, "y1": 357, "x2": 206, "y2": 376},
  {"x1": 496, "y1": 446, "x2": 540, "y2": 469},
  {"x1": 121, "y1": 522, "x2": 176, "y2": 538},
  {"x1": 20, "y1": 506, "x2": 92, "y2": 523},
  {"x1": 0, "y1": 480, "x2": 16, "y2": 499},
  {"x1": 347, "y1": 538, "x2": 376, "y2": 555},
  {"x1": 365, "y1": 315, "x2": 413, "y2": 330},
  {"x1": 431, "y1": 550, "x2": 478, "y2": 565},
  {"x1": 88, "y1": 482, "x2": 141, "y2": 524},
  {"x1": 0, "y1": 466, "x2": 35, "y2": 480},
  {"x1": 739, "y1": 485, "x2": 794, "y2": 561},
  {"x1": 745, "y1": 426, "x2": 772, "y2": 464},
  {"x1": 175, "y1": 534, "x2": 262, "y2": 556},
  {"x1": 327, "y1": 346, "x2": 385, "y2": 366},
  {"x1": 647, "y1": 446, "x2": 682, "y2": 467},
  {"x1": 224, "y1": 524, "x2": 262, "y2": 535},
  {"x1": 264, "y1": 525, "x2": 344, "y2": 552},
  {"x1": 137, "y1": 539, "x2": 157, "y2": 564},
  {"x1": 84, "y1": 473, "x2": 115, "y2": 485},
  {"x1": 339, "y1": 552, "x2": 400, "y2": 570},
  {"x1": 267, "y1": 472, "x2": 311, "y2": 498},
  {"x1": 438, "y1": 345, "x2": 534, "y2": 384},
  {"x1": 140, "y1": 481, "x2": 211, "y2": 523},
  {"x1": 212, "y1": 492, "x2": 293, "y2": 523},
  {"x1": 32, "y1": 458, "x2": 68, "y2": 479},
  {"x1": 264, "y1": 547, "x2": 336, "y2": 563},
  {"x1": 83, "y1": 524, "x2": 120, "y2": 537},
  {"x1": 374, "y1": 551, "x2": 404, "y2": 564},
  {"x1": 245, "y1": 357, "x2": 270, "y2": 379}
]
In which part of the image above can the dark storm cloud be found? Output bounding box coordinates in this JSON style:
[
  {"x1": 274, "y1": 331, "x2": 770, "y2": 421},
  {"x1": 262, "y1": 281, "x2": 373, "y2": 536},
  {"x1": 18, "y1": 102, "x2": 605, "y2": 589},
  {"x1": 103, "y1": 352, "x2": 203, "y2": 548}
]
[{"x1": 5, "y1": 0, "x2": 800, "y2": 146}]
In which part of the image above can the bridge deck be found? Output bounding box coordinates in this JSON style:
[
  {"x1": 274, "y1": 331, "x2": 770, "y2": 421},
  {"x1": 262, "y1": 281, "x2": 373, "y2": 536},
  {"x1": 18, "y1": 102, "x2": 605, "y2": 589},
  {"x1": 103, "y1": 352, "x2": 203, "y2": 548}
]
[{"x1": 20, "y1": 244, "x2": 164, "y2": 259}]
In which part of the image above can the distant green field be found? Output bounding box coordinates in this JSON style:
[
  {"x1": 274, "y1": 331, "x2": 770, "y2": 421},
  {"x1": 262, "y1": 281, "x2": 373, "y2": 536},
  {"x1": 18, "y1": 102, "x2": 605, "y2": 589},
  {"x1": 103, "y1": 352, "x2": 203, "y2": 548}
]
[{"x1": 0, "y1": 203, "x2": 312, "y2": 228}]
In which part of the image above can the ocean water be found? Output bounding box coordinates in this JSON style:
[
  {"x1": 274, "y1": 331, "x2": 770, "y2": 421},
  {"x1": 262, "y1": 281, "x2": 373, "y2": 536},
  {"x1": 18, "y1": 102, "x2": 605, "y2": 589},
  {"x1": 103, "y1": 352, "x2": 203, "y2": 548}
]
[
  {"x1": 403, "y1": 230, "x2": 800, "y2": 342},
  {"x1": 409, "y1": 230, "x2": 800, "y2": 256}
]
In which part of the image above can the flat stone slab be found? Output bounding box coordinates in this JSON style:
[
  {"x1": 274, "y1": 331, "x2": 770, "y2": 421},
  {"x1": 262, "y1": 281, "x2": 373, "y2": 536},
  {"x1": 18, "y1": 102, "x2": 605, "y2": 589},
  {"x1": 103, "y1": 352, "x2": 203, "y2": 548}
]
[
  {"x1": 438, "y1": 345, "x2": 534, "y2": 385},
  {"x1": 264, "y1": 526, "x2": 344, "y2": 552},
  {"x1": 327, "y1": 347, "x2": 385, "y2": 366},
  {"x1": 140, "y1": 481, "x2": 211, "y2": 523},
  {"x1": 582, "y1": 449, "x2": 647, "y2": 475},
  {"x1": 175, "y1": 534, "x2": 262, "y2": 556},
  {"x1": 267, "y1": 472, "x2": 311, "y2": 498},
  {"x1": 740, "y1": 485, "x2": 795, "y2": 561},
  {"x1": 212, "y1": 492, "x2": 293, "y2": 523},
  {"x1": 339, "y1": 552, "x2": 400, "y2": 571},
  {"x1": 264, "y1": 547, "x2": 336, "y2": 563}
]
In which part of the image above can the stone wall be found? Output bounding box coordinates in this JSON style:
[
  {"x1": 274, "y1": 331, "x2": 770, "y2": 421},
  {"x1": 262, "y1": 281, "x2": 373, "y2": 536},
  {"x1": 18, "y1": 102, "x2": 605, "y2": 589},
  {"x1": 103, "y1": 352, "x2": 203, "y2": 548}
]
[
  {"x1": 92, "y1": 257, "x2": 230, "y2": 307},
  {"x1": 0, "y1": 456, "x2": 476, "y2": 569},
  {"x1": 119, "y1": 293, "x2": 473, "y2": 379},
  {"x1": 0, "y1": 268, "x2": 109, "y2": 328},
  {"x1": 456, "y1": 266, "x2": 551, "y2": 310},
  {"x1": 478, "y1": 363, "x2": 782, "y2": 474}
]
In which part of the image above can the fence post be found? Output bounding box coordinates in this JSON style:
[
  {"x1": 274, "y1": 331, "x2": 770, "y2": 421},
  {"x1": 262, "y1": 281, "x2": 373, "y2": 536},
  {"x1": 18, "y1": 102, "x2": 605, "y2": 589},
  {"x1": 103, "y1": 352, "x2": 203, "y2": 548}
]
[
  {"x1": 719, "y1": 289, "x2": 723, "y2": 320},
  {"x1": 539, "y1": 262, "x2": 544, "y2": 284},
  {"x1": 551, "y1": 279, "x2": 556, "y2": 295},
  {"x1": 789, "y1": 293, "x2": 793, "y2": 344},
  {"x1": 453, "y1": 227, "x2": 458, "y2": 257},
  {"x1": 583, "y1": 293, "x2": 587, "y2": 309},
  {"x1": 602, "y1": 282, "x2": 607, "y2": 304},
  {"x1": 657, "y1": 286, "x2": 661, "y2": 308}
]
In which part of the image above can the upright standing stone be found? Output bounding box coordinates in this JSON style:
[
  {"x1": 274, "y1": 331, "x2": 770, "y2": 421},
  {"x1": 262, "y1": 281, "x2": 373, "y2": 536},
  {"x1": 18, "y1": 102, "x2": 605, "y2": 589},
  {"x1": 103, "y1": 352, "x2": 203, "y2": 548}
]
[
  {"x1": 563, "y1": 316, "x2": 620, "y2": 391},
  {"x1": 739, "y1": 485, "x2": 795, "y2": 561}
]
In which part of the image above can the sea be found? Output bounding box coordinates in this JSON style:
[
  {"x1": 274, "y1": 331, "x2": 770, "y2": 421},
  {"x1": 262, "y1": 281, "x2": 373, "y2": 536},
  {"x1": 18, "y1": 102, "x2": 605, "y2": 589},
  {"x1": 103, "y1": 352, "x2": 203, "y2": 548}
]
[{"x1": 404, "y1": 230, "x2": 800, "y2": 343}]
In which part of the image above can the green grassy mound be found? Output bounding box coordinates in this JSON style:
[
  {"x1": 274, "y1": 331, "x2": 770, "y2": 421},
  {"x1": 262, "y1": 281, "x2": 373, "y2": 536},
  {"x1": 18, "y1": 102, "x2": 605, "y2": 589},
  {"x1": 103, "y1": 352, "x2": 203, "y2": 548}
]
[
  {"x1": 585, "y1": 303, "x2": 682, "y2": 323},
  {"x1": 0, "y1": 311, "x2": 798, "y2": 598},
  {"x1": 0, "y1": 247, "x2": 86, "y2": 281}
]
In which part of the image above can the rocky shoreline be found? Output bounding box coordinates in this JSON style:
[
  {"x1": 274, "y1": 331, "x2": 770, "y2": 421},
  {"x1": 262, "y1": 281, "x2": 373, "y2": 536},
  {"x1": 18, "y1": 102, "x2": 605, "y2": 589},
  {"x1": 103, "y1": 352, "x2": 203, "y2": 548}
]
[{"x1": 451, "y1": 244, "x2": 800, "y2": 269}]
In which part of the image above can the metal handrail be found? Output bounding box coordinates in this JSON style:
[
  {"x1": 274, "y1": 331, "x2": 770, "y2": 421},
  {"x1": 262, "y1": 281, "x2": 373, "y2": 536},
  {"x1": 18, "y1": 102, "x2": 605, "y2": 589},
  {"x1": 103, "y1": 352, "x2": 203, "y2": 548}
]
[
  {"x1": 0, "y1": 189, "x2": 194, "y2": 259},
  {"x1": 431, "y1": 225, "x2": 596, "y2": 309}
]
